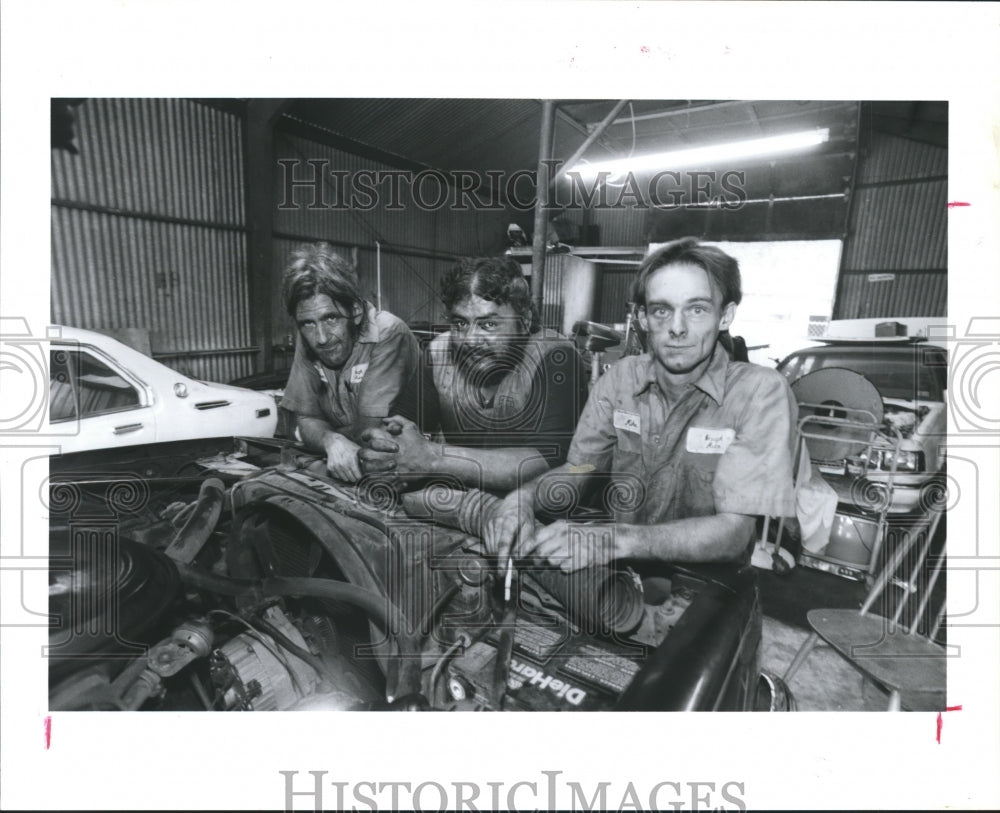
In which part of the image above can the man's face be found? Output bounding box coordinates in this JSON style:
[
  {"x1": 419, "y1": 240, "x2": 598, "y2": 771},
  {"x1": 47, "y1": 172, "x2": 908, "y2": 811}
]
[
  {"x1": 295, "y1": 293, "x2": 357, "y2": 369},
  {"x1": 448, "y1": 294, "x2": 527, "y2": 378},
  {"x1": 638, "y1": 262, "x2": 735, "y2": 384}
]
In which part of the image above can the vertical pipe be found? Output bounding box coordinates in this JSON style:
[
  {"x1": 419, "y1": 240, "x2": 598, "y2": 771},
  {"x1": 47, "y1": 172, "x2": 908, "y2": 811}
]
[
  {"x1": 376, "y1": 240, "x2": 382, "y2": 311},
  {"x1": 832, "y1": 101, "x2": 863, "y2": 319},
  {"x1": 531, "y1": 100, "x2": 556, "y2": 315},
  {"x1": 243, "y1": 101, "x2": 289, "y2": 373}
]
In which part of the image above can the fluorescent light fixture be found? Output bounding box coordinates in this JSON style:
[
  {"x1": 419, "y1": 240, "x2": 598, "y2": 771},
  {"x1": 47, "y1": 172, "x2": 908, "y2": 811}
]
[{"x1": 569, "y1": 127, "x2": 830, "y2": 178}]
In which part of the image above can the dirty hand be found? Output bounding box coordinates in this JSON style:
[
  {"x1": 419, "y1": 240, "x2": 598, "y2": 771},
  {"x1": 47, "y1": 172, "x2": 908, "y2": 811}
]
[
  {"x1": 323, "y1": 432, "x2": 363, "y2": 483},
  {"x1": 358, "y1": 426, "x2": 401, "y2": 475},
  {"x1": 380, "y1": 415, "x2": 436, "y2": 475},
  {"x1": 483, "y1": 488, "x2": 537, "y2": 568},
  {"x1": 519, "y1": 521, "x2": 618, "y2": 572}
]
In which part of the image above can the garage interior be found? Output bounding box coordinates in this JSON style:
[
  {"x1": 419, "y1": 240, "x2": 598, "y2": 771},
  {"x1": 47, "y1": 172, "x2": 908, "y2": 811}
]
[{"x1": 49, "y1": 98, "x2": 949, "y2": 712}]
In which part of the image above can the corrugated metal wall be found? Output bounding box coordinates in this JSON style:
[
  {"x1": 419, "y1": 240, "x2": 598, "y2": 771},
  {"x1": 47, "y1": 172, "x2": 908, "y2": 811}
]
[
  {"x1": 51, "y1": 99, "x2": 254, "y2": 381},
  {"x1": 835, "y1": 131, "x2": 947, "y2": 318},
  {"x1": 52, "y1": 101, "x2": 512, "y2": 381},
  {"x1": 271, "y1": 131, "x2": 509, "y2": 348},
  {"x1": 590, "y1": 206, "x2": 648, "y2": 247},
  {"x1": 539, "y1": 254, "x2": 567, "y2": 331},
  {"x1": 596, "y1": 267, "x2": 640, "y2": 324}
]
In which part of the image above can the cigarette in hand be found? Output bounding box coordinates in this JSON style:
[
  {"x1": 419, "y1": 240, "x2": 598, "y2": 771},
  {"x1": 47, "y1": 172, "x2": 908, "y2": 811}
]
[{"x1": 504, "y1": 555, "x2": 514, "y2": 604}]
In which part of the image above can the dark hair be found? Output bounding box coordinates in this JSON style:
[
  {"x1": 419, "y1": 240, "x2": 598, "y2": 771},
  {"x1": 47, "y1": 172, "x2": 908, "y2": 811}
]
[
  {"x1": 281, "y1": 242, "x2": 367, "y2": 332},
  {"x1": 632, "y1": 237, "x2": 742, "y2": 308},
  {"x1": 439, "y1": 256, "x2": 540, "y2": 333}
]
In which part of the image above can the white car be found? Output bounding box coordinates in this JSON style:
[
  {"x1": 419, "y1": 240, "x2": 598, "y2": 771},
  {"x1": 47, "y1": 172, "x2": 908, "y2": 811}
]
[{"x1": 47, "y1": 326, "x2": 278, "y2": 454}]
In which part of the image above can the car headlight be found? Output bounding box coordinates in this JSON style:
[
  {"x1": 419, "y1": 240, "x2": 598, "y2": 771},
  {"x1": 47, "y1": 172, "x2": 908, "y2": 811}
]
[{"x1": 867, "y1": 449, "x2": 925, "y2": 473}]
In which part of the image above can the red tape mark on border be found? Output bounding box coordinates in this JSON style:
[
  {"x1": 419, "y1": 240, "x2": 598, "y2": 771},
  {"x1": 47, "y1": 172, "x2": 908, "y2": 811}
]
[
  {"x1": 947, "y1": 201, "x2": 971, "y2": 208},
  {"x1": 937, "y1": 705, "x2": 963, "y2": 744},
  {"x1": 44, "y1": 716, "x2": 52, "y2": 750}
]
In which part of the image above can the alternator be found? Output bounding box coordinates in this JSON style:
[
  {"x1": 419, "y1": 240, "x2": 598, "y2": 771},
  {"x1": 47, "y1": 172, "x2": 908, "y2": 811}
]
[{"x1": 210, "y1": 606, "x2": 319, "y2": 710}]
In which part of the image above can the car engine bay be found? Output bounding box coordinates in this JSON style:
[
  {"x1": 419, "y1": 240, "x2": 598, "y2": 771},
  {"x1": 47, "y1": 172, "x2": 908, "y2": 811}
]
[{"x1": 48, "y1": 439, "x2": 775, "y2": 713}]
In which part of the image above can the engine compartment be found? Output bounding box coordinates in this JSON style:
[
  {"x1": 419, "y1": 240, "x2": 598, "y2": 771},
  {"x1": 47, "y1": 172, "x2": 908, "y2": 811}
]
[{"x1": 47, "y1": 439, "x2": 769, "y2": 712}]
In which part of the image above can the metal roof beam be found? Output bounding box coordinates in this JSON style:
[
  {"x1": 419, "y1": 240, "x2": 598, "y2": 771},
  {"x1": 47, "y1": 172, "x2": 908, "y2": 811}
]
[{"x1": 550, "y1": 100, "x2": 631, "y2": 191}]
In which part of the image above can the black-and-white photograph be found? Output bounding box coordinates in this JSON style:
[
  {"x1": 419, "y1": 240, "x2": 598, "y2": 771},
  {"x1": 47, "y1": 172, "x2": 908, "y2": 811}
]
[
  {"x1": 44, "y1": 96, "x2": 950, "y2": 717},
  {"x1": 3, "y1": 2, "x2": 999, "y2": 811}
]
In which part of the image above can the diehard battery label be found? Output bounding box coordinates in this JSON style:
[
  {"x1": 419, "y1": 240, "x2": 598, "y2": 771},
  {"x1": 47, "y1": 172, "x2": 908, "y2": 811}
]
[
  {"x1": 487, "y1": 622, "x2": 566, "y2": 661},
  {"x1": 513, "y1": 623, "x2": 566, "y2": 660},
  {"x1": 561, "y1": 645, "x2": 641, "y2": 694}
]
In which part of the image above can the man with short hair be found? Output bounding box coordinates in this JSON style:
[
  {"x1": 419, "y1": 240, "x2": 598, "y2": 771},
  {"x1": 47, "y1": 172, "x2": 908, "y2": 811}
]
[
  {"x1": 279, "y1": 242, "x2": 432, "y2": 482},
  {"x1": 364, "y1": 256, "x2": 586, "y2": 492},
  {"x1": 486, "y1": 237, "x2": 798, "y2": 569}
]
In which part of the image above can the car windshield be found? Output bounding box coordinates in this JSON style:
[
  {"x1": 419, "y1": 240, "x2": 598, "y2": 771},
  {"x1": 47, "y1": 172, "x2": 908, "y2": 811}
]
[{"x1": 778, "y1": 346, "x2": 947, "y2": 401}]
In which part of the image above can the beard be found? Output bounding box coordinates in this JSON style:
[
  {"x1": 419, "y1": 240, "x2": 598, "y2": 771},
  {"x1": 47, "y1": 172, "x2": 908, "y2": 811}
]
[{"x1": 453, "y1": 340, "x2": 524, "y2": 382}]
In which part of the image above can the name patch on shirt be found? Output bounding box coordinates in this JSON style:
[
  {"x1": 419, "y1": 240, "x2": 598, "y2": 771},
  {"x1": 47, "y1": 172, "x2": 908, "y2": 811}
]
[
  {"x1": 613, "y1": 409, "x2": 641, "y2": 434},
  {"x1": 686, "y1": 427, "x2": 735, "y2": 454},
  {"x1": 350, "y1": 363, "x2": 369, "y2": 385}
]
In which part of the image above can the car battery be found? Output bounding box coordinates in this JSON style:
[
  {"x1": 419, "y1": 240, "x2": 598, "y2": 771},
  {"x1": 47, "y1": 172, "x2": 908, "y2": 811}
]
[
  {"x1": 446, "y1": 620, "x2": 648, "y2": 710},
  {"x1": 445, "y1": 581, "x2": 697, "y2": 710}
]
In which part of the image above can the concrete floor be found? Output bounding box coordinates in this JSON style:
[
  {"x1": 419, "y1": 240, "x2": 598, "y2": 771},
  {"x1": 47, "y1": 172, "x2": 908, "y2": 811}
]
[{"x1": 761, "y1": 615, "x2": 891, "y2": 711}]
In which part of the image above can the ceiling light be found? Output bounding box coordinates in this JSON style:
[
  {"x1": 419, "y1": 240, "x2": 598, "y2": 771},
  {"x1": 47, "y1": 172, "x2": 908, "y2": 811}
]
[{"x1": 569, "y1": 128, "x2": 830, "y2": 178}]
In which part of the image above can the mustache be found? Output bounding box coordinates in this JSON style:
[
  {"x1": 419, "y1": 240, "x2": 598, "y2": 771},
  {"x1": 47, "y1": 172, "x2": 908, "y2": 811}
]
[{"x1": 454, "y1": 343, "x2": 523, "y2": 373}]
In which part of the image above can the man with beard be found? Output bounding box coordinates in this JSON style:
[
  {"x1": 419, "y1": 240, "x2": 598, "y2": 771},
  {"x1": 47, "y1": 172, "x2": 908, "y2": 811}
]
[
  {"x1": 363, "y1": 256, "x2": 587, "y2": 492},
  {"x1": 484, "y1": 238, "x2": 798, "y2": 569},
  {"x1": 279, "y1": 242, "x2": 435, "y2": 483}
]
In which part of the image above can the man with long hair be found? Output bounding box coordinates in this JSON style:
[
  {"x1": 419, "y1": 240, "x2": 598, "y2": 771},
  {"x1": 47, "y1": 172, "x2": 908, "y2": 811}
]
[{"x1": 279, "y1": 242, "x2": 433, "y2": 482}]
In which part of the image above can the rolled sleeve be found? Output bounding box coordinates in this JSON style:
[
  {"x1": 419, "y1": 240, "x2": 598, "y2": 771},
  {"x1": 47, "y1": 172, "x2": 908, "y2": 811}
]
[
  {"x1": 566, "y1": 369, "x2": 618, "y2": 471},
  {"x1": 713, "y1": 372, "x2": 797, "y2": 518}
]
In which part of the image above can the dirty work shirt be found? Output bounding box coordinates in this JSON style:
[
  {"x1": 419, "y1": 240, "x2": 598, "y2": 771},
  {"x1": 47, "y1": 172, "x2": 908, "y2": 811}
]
[
  {"x1": 567, "y1": 344, "x2": 797, "y2": 542},
  {"x1": 426, "y1": 329, "x2": 587, "y2": 466},
  {"x1": 281, "y1": 303, "x2": 427, "y2": 439}
]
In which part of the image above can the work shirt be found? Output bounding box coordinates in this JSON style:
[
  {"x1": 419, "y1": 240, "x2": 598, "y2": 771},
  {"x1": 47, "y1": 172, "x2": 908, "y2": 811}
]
[
  {"x1": 426, "y1": 329, "x2": 587, "y2": 466},
  {"x1": 568, "y1": 344, "x2": 797, "y2": 532},
  {"x1": 281, "y1": 303, "x2": 432, "y2": 438}
]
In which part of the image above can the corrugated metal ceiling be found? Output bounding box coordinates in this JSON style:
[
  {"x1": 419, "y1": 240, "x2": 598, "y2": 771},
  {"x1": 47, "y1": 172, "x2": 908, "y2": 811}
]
[{"x1": 282, "y1": 99, "x2": 864, "y2": 188}]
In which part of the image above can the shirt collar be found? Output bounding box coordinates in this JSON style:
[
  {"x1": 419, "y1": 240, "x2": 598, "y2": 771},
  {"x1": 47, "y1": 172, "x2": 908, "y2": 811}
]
[{"x1": 633, "y1": 342, "x2": 729, "y2": 406}]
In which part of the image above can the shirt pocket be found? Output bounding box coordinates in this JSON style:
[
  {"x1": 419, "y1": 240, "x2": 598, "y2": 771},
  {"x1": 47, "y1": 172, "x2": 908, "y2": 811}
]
[
  {"x1": 605, "y1": 429, "x2": 649, "y2": 510},
  {"x1": 614, "y1": 426, "x2": 643, "y2": 455},
  {"x1": 683, "y1": 447, "x2": 722, "y2": 477},
  {"x1": 677, "y1": 450, "x2": 721, "y2": 517}
]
